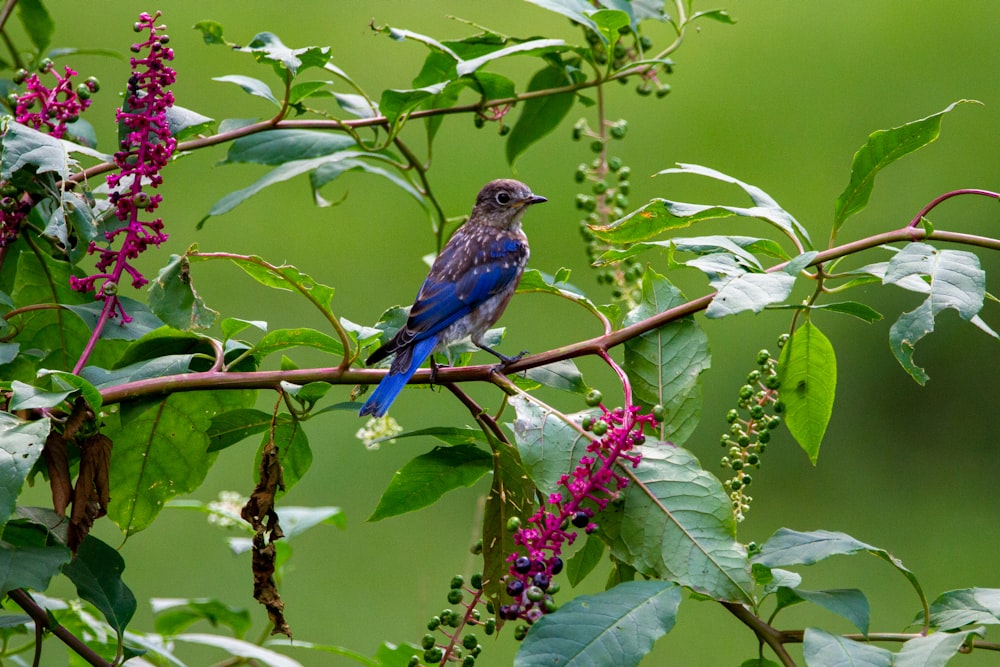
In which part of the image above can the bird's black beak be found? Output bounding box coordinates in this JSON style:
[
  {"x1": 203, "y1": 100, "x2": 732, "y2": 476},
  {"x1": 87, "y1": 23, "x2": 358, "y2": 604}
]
[{"x1": 526, "y1": 194, "x2": 547, "y2": 205}]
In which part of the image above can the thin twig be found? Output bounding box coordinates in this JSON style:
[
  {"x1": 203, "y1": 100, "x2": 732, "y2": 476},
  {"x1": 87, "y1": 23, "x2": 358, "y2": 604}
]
[{"x1": 7, "y1": 589, "x2": 114, "y2": 667}]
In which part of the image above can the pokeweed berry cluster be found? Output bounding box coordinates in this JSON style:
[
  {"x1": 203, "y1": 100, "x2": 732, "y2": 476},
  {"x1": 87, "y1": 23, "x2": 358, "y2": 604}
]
[
  {"x1": 1, "y1": 62, "x2": 100, "y2": 246},
  {"x1": 719, "y1": 341, "x2": 785, "y2": 521},
  {"x1": 10, "y1": 60, "x2": 98, "y2": 139},
  {"x1": 69, "y1": 11, "x2": 176, "y2": 322},
  {"x1": 584, "y1": 26, "x2": 672, "y2": 98},
  {"x1": 500, "y1": 390, "x2": 664, "y2": 632}
]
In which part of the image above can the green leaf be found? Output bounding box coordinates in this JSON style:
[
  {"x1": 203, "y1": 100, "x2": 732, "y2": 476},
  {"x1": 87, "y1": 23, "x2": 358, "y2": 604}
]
[
  {"x1": 81, "y1": 354, "x2": 195, "y2": 389},
  {"x1": 606, "y1": 444, "x2": 752, "y2": 603},
  {"x1": 702, "y1": 253, "x2": 816, "y2": 319},
  {"x1": 506, "y1": 64, "x2": 575, "y2": 166},
  {"x1": 802, "y1": 627, "x2": 892, "y2": 667},
  {"x1": 0, "y1": 413, "x2": 49, "y2": 525},
  {"x1": 254, "y1": 416, "x2": 312, "y2": 493},
  {"x1": 277, "y1": 505, "x2": 345, "y2": 538},
  {"x1": 107, "y1": 390, "x2": 253, "y2": 536},
  {"x1": 222, "y1": 130, "x2": 357, "y2": 166},
  {"x1": 379, "y1": 82, "x2": 448, "y2": 129},
  {"x1": 777, "y1": 320, "x2": 836, "y2": 462},
  {"x1": 768, "y1": 300, "x2": 883, "y2": 323},
  {"x1": 883, "y1": 243, "x2": 987, "y2": 385},
  {"x1": 63, "y1": 297, "x2": 165, "y2": 341},
  {"x1": 175, "y1": 633, "x2": 305, "y2": 667},
  {"x1": 368, "y1": 445, "x2": 492, "y2": 521},
  {"x1": 1, "y1": 122, "x2": 92, "y2": 181},
  {"x1": 591, "y1": 163, "x2": 810, "y2": 245},
  {"x1": 895, "y1": 629, "x2": 984, "y2": 667},
  {"x1": 289, "y1": 80, "x2": 332, "y2": 104},
  {"x1": 152, "y1": 598, "x2": 252, "y2": 638},
  {"x1": 207, "y1": 408, "x2": 272, "y2": 453},
  {"x1": 597, "y1": 234, "x2": 789, "y2": 265},
  {"x1": 37, "y1": 370, "x2": 102, "y2": 412},
  {"x1": 753, "y1": 528, "x2": 927, "y2": 612},
  {"x1": 927, "y1": 588, "x2": 1000, "y2": 631},
  {"x1": 834, "y1": 100, "x2": 976, "y2": 231},
  {"x1": 515, "y1": 581, "x2": 681, "y2": 667},
  {"x1": 0, "y1": 540, "x2": 69, "y2": 596},
  {"x1": 62, "y1": 536, "x2": 137, "y2": 634},
  {"x1": 238, "y1": 32, "x2": 330, "y2": 75},
  {"x1": 456, "y1": 38, "x2": 565, "y2": 77},
  {"x1": 516, "y1": 268, "x2": 606, "y2": 322},
  {"x1": 8, "y1": 380, "x2": 72, "y2": 410},
  {"x1": 566, "y1": 532, "x2": 606, "y2": 587},
  {"x1": 521, "y1": 359, "x2": 589, "y2": 394},
  {"x1": 509, "y1": 396, "x2": 597, "y2": 497},
  {"x1": 776, "y1": 587, "x2": 870, "y2": 635},
  {"x1": 522, "y1": 0, "x2": 599, "y2": 32},
  {"x1": 148, "y1": 254, "x2": 219, "y2": 330},
  {"x1": 17, "y1": 0, "x2": 52, "y2": 52},
  {"x1": 193, "y1": 20, "x2": 232, "y2": 46},
  {"x1": 167, "y1": 104, "x2": 216, "y2": 140},
  {"x1": 482, "y1": 427, "x2": 535, "y2": 618},
  {"x1": 624, "y1": 267, "x2": 711, "y2": 445},
  {"x1": 221, "y1": 257, "x2": 337, "y2": 321},
  {"x1": 251, "y1": 327, "x2": 345, "y2": 360},
  {"x1": 365, "y1": 426, "x2": 485, "y2": 449},
  {"x1": 212, "y1": 74, "x2": 279, "y2": 106}
]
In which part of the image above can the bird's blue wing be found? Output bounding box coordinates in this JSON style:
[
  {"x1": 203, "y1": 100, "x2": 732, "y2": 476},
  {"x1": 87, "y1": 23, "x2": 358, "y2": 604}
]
[{"x1": 403, "y1": 232, "x2": 527, "y2": 342}]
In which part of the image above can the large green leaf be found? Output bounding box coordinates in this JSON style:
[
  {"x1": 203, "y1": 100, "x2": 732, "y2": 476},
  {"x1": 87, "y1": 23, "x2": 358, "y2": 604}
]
[
  {"x1": 927, "y1": 588, "x2": 1000, "y2": 631},
  {"x1": 606, "y1": 443, "x2": 752, "y2": 603},
  {"x1": 0, "y1": 540, "x2": 69, "y2": 596},
  {"x1": 522, "y1": 0, "x2": 599, "y2": 32},
  {"x1": 62, "y1": 535, "x2": 137, "y2": 635},
  {"x1": 509, "y1": 396, "x2": 597, "y2": 496},
  {"x1": 834, "y1": 100, "x2": 975, "y2": 232},
  {"x1": 17, "y1": 0, "x2": 53, "y2": 52},
  {"x1": 515, "y1": 581, "x2": 681, "y2": 667},
  {"x1": 212, "y1": 75, "x2": 279, "y2": 106},
  {"x1": 777, "y1": 320, "x2": 836, "y2": 463},
  {"x1": 882, "y1": 243, "x2": 988, "y2": 384},
  {"x1": 776, "y1": 587, "x2": 870, "y2": 635},
  {"x1": 0, "y1": 414, "x2": 49, "y2": 525},
  {"x1": 506, "y1": 64, "x2": 575, "y2": 166},
  {"x1": 597, "y1": 234, "x2": 789, "y2": 266},
  {"x1": 624, "y1": 267, "x2": 710, "y2": 445},
  {"x1": 894, "y1": 629, "x2": 985, "y2": 667},
  {"x1": 368, "y1": 445, "x2": 492, "y2": 521},
  {"x1": 802, "y1": 627, "x2": 892, "y2": 667},
  {"x1": 207, "y1": 408, "x2": 272, "y2": 453},
  {"x1": 250, "y1": 327, "x2": 345, "y2": 361},
  {"x1": 1, "y1": 122, "x2": 108, "y2": 181},
  {"x1": 222, "y1": 130, "x2": 358, "y2": 165},
  {"x1": 753, "y1": 528, "x2": 927, "y2": 612},
  {"x1": 703, "y1": 251, "x2": 817, "y2": 319},
  {"x1": 107, "y1": 389, "x2": 254, "y2": 536}
]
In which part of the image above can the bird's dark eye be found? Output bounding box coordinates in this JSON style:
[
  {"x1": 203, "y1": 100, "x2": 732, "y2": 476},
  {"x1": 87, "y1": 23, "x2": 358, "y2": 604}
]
[{"x1": 495, "y1": 191, "x2": 511, "y2": 205}]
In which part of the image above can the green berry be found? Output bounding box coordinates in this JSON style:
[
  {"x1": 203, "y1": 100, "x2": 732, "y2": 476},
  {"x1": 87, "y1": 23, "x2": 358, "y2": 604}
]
[
  {"x1": 75, "y1": 83, "x2": 92, "y2": 100},
  {"x1": 618, "y1": 180, "x2": 630, "y2": 194},
  {"x1": 463, "y1": 656, "x2": 476, "y2": 667},
  {"x1": 731, "y1": 459, "x2": 744, "y2": 471},
  {"x1": 498, "y1": 124, "x2": 510, "y2": 136},
  {"x1": 765, "y1": 375, "x2": 781, "y2": 390},
  {"x1": 741, "y1": 474, "x2": 752, "y2": 486},
  {"x1": 726, "y1": 409, "x2": 739, "y2": 424},
  {"x1": 421, "y1": 633, "x2": 436, "y2": 650},
  {"x1": 473, "y1": 115, "x2": 486, "y2": 128},
  {"x1": 608, "y1": 156, "x2": 623, "y2": 171},
  {"x1": 747, "y1": 370, "x2": 761, "y2": 384},
  {"x1": 471, "y1": 539, "x2": 483, "y2": 555},
  {"x1": 749, "y1": 405, "x2": 765, "y2": 420},
  {"x1": 767, "y1": 416, "x2": 782, "y2": 430},
  {"x1": 757, "y1": 430, "x2": 771, "y2": 444},
  {"x1": 655, "y1": 85, "x2": 671, "y2": 98},
  {"x1": 471, "y1": 573, "x2": 483, "y2": 589},
  {"x1": 777, "y1": 333, "x2": 790, "y2": 348},
  {"x1": 514, "y1": 625, "x2": 529, "y2": 641},
  {"x1": 590, "y1": 140, "x2": 604, "y2": 153},
  {"x1": 506, "y1": 517, "x2": 521, "y2": 531},
  {"x1": 747, "y1": 453, "x2": 759, "y2": 465},
  {"x1": 525, "y1": 586, "x2": 545, "y2": 602},
  {"x1": 581, "y1": 415, "x2": 595, "y2": 431},
  {"x1": 651, "y1": 404, "x2": 665, "y2": 422},
  {"x1": 738, "y1": 385, "x2": 755, "y2": 400},
  {"x1": 773, "y1": 400, "x2": 785, "y2": 414},
  {"x1": 6, "y1": 93, "x2": 18, "y2": 108},
  {"x1": 617, "y1": 166, "x2": 631, "y2": 180},
  {"x1": 447, "y1": 589, "x2": 464, "y2": 604},
  {"x1": 610, "y1": 122, "x2": 627, "y2": 139},
  {"x1": 592, "y1": 180, "x2": 608, "y2": 195},
  {"x1": 639, "y1": 35, "x2": 653, "y2": 50},
  {"x1": 757, "y1": 350, "x2": 771, "y2": 365},
  {"x1": 636, "y1": 83, "x2": 652, "y2": 96},
  {"x1": 585, "y1": 389, "x2": 603, "y2": 407},
  {"x1": 737, "y1": 434, "x2": 751, "y2": 447},
  {"x1": 424, "y1": 648, "x2": 444, "y2": 663},
  {"x1": 730, "y1": 479, "x2": 742, "y2": 491},
  {"x1": 463, "y1": 634, "x2": 479, "y2": 650},
  {"x1": 591, "y1": 421, "x2": 608, "y2": 436},
  {"x1": 38, "y1": 58, "x2": 53, "y2": 73},
  {"x1": 450, "y1": 575, "x2": 464, "y2": 589}
]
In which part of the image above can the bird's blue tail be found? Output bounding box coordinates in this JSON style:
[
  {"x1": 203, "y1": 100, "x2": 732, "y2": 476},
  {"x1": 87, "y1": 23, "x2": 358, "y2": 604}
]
[{"x1": 359, "y1": 336, "x2": 437, "y2": 417}]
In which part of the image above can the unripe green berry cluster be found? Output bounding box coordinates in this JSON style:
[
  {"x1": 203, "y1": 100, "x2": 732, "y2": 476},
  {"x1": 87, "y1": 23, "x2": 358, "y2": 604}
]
[
  {"x1": 571, "y1": 119, "x2": 643, "y2": 305},
  {"x1": 719, "y1": 343, "x2": 784, "y2": 522},
  {"x1": 412, "y1": 572, "x2": 493, "y2": 665}
]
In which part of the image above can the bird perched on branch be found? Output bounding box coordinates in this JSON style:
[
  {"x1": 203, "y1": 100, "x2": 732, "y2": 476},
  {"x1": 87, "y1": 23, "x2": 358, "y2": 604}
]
[{"x1": 359, "y1": 179, "x2": 546, "y2": 418}]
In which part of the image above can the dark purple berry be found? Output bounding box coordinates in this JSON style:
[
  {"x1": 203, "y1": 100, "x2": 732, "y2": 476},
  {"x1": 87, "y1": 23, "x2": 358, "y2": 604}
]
[
  {"x1": 513, "y1": 557, "x2": 531, "y2": 574},
  {"x1": 548, "y1": 557, "x2": 564, "y2": 575},
  {"x1": 506, "y1": 579, "x2": 525, "y2": 597},
  {"x1": 532, "y1": 573, "x2": 551, "y2": 590},
  {"x1": 572, "y1": 511, "x2": 590, "y2": 528}
]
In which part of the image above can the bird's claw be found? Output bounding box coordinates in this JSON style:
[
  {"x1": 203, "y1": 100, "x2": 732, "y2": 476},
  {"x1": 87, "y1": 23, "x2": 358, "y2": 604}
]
[{"x1": 489, "y1": 349, "x2": 529, "y2": 375}]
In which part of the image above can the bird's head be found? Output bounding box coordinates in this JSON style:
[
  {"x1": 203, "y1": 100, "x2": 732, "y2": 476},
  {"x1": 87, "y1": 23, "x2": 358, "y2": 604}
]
[{"x1": 470, "y1": 179, "x2": 547, "y2": 229}]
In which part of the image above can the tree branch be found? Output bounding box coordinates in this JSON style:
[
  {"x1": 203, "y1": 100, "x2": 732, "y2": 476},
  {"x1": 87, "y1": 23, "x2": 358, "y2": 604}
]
[{"x1": 7, "y1": 589, "x2": 114, "y2": 667}]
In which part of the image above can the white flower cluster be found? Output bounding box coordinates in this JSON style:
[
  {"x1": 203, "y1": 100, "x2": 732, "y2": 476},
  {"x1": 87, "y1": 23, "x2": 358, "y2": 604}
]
[{"x1": 355, "y1": 415, "x2": 403, "y2": 450}]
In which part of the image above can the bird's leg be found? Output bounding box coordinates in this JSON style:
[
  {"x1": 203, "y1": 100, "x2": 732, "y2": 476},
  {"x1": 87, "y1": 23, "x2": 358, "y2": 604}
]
[{"x1": 475, "y1": 341, "x2": 528, "y2": 371}]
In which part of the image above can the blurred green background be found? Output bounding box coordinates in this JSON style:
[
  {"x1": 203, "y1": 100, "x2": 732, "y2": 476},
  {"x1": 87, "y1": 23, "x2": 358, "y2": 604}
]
[{"x1": 18, "y1": 1, "x2": 1000, "y2": 664}]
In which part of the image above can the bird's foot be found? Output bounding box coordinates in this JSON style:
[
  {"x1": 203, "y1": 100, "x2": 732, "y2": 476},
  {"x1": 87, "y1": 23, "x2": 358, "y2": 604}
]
[{"x1": 489, "y1": 349, "x2": 529, "y2": 374}]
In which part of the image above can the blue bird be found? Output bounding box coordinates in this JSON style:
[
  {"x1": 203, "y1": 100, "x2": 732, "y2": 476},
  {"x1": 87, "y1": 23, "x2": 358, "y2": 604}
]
[{"x1": 359, "y1": 179, "x2": 546, "y2": 418}]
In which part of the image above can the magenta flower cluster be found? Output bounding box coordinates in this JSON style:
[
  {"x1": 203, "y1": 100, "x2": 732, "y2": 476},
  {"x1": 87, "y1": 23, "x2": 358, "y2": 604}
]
[
  {"x1": 500, "y1": 404, "x2": 658, "y2": 624},
  {"x1": 15, "y1": 64, "x2": 93, "y2": 139},
  {"x1": 69, "y1": 12, "x2": 176, "y2": 322}
]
